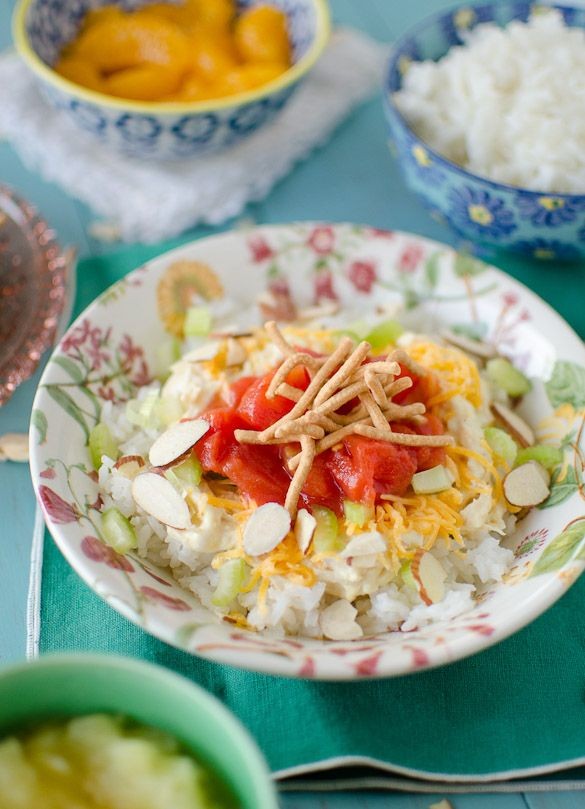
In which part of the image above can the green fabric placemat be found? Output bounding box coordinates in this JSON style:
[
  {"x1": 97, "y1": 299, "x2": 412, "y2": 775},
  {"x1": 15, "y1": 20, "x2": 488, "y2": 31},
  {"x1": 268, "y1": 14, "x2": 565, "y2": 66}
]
[{"x1": 40, "y1": 240, "x2": 585, "y2": 782}]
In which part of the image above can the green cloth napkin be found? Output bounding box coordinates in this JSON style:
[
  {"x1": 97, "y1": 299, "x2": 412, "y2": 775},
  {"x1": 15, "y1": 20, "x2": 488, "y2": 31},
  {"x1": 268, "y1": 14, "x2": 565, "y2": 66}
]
[{"x1": 40, "y1": 241, "x2": 585, "y2": 784}]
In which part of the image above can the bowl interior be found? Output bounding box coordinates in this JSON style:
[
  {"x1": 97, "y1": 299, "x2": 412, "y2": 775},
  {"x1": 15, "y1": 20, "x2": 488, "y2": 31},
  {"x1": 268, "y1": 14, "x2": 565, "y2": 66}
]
[
  {"x1": 26, "y1": 0, "x2": 319, "y2": 68},
  {"x1": 0, "y1": 655, "x2": 277, "y2": 809},
  {"x1": 387, "y1": 2, "x2": 585, "y2": 93}
]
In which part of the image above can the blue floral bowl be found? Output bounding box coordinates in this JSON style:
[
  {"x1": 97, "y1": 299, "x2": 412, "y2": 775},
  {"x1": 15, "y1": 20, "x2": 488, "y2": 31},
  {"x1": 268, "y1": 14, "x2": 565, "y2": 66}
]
[
  {"x1": 13, "y1": 0, "x2": 330, "y2": 160},
  {"x1": 383, "y1": 2, "x2": 585, "y2": 261}
]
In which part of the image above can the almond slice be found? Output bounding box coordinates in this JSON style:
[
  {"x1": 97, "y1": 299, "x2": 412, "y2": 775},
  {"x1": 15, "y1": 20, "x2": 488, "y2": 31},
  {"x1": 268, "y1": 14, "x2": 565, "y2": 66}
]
[
  {"x1": 320, "y1": 599, "x2": 363, "y2": 641},
  {"x1": 114, "y1": 455, "x2": 145, "y2": 479},
  {"x1": 148, "y1": 419, "x2": 209, "y2": 467},
  {"x1": 182, "y1": 341, "x2": 221, "y2": 363},
  {"x1": 131, "y1": 472, "x2": 191, "y2": 529},
  {"x1": 225, "y1": 338, "x2": 247, "y2": 367},
  {"x1": 0, "y1": 433, "x2": 29, "y2": 462},
  {"x1": 294, "y1": 508, "x2": 316, "y2": 554},
  {"x1": 490, "y1": 402, "x2": 535, "y2": 447},
  {"x1": 411, "y1": 550, "x2": 446, "y2": 605},
  {"x1": 243, "y1": 502, "x2": 291, "y2": 556},
  {"x1": 441, "y1": 329, "x2": 497, "y2": 360},
  {"x1": 503, "y1": 461, "x2": 550, "y2": 507}
]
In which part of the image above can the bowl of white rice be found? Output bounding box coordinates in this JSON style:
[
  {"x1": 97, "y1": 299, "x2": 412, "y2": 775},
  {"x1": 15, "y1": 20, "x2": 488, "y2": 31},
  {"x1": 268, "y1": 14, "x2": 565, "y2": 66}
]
[
  {"x1": 385, "y1": 3, "x2": 585, "y2": 260},
  {"x1": 29, "y1": 224, "x2": 585, "y2": 679}
]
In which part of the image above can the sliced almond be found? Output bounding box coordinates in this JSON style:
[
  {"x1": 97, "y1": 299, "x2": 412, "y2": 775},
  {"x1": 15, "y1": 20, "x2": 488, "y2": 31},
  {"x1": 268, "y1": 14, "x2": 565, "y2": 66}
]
[
  {"x1": 320, "y1": 599, "x2": 363, "y2": 641},
  {"x1": 148, "y1": 419, "x2": 209, "y2": 467},
  {"x1": 225, "y1": 338, "x2": 247, "y2": 367},
  {"x1": 503, "y1": 461, "x2": 550, "y2": 507},
  {"x1": 131, "y1": 472, "x2": 191, "y2": 529},
  {"x1": 182, "y1": 341, "x2": 221, "y2": 363},
  {"x1": 114, "y1": 455, "x2": 145, "y2": 479},
  {"x1": 294, "y1": 508, "x2": 317, "y2": 554},
  {"x1": 490, "y1": 402, "x2": 535, "y2": 447},
  {"x1": 243, "y1": 502, "x2": 291, "y2": 556},
  {"x1": 297, "y1": 301, "x2": 340, "y2": 320},
  {"x1": 441, "y1": 329, "x2": 497, "y2": 360},
  {"x1": 411, "y1": 550, "x2": 446, "y2": 606},
  {"x1": 0, "y1": 433, "x2": 29, "y2": 462},
  {"x1": 340, "y1": 532, "x2": 386, "y2": 558}
]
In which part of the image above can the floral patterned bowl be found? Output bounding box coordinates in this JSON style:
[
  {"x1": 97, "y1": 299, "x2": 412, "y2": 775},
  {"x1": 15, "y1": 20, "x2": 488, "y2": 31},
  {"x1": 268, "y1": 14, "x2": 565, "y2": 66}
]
[
  {"x1": 13, "y1": 0, "x2": 330, "y2": 160},
  {"x1": 383, "y1": 2, "x2": 585, "y2": 261},
  {"x1": 29, "y1": 224, "x2": 585, "y2": 679}
]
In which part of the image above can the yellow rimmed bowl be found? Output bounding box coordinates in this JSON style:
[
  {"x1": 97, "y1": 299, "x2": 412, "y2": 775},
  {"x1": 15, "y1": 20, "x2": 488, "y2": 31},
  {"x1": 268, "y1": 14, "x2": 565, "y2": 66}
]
[{"x1": 13, "y1": 0, "x2": 330, "y2": 160}]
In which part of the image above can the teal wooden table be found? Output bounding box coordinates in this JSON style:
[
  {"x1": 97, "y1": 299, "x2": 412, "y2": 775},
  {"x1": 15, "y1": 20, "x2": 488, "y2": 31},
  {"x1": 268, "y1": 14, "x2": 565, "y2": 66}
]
[{"x1": 0, "y1": 1, "x2": 581, "y2": 806}]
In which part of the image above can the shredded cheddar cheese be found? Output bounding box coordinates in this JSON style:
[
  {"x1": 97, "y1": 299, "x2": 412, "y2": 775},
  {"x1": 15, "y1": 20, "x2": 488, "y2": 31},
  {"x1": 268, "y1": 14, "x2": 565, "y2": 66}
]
[
  {"x1": 407, "y1": 340, "x2": 483, "y2": 408},
  {"x1": 206, "y1": 495, "x2": 246, "y2": 511}
]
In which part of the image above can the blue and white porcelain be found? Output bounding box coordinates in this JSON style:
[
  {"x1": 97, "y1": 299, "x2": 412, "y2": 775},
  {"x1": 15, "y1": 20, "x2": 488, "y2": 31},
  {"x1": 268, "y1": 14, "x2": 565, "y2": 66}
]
[
  {"x1": 383, "y1": 2, "x2": 585, "y2": 260},
  {"x1": 13, "y1": 0, "x2": 330, "y2": 160}
]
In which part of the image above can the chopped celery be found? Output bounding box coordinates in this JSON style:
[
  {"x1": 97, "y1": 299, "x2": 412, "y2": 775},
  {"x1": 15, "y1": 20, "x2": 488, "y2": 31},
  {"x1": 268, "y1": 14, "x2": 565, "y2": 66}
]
[
  {"x1": 156, "y1": 396, "x2": 183, "y2": 427},
  {"x1": 165, "y1": 455, "x2": 203, "y2": 488},
  {"x1": 399, "y1": 560, "x2": 416, "y2": 589},
  {"x1": 411, "y1": 465, "x2": 453, "y2": 495},
  {"x1": 484, "y1": 426, "x2": 518, "y2": 466},
  {"x1": 312, "y1": 506, "x2": 343, "y2": 553},
  {"x1": 515, "y1": 445, "x2": 563, "y2": 471},
  {"x1": 125, "y1": 391, "x2": 160, "y2": 430},
  {"x1": 212, "y1": 559, "x2": 249, "y2": 607},
  {"x1": 101, "y1": 508, "x2": 137, "y2": 553},
  {"x1": 184, "y1": 306, "x2": 212, "y2": 337},
  {"x1": 486, "y1": 358, "x2": 531, "y2": 397},
  {"x1": 155, "y1": 337, "x2": 181, "y2": 376},
  {"x1": 343, "y1": 500, "x2": 374, "y2": 528},
  {"x1": 88, "y1": 423, "x2": 119, "y2": 470},
  {"x1": 365, "y1": 319, "x2": 404, "y2": 350}
]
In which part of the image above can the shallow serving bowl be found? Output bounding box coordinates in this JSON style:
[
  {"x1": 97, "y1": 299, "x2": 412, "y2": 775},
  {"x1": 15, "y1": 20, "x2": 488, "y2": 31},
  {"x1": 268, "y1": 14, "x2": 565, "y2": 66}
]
[
  {"x1": 13, "y1": 0, "x2": 329, "y2": 160},
  {"x1": 383, "y1": 2, "x2": 585, "y2": 260},
  {"x1": 0, "y1": 654, "x2": 278, "y2": 808},
  {"x1": 30, "y1": 223, "x2": 585, "y2": 679}
]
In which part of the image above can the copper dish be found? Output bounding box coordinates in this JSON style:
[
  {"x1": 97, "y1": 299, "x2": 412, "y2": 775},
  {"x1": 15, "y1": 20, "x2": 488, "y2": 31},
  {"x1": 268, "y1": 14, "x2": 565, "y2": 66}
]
[{"x1": 0, "y1": 186, "x2": 69, "y2": 405}]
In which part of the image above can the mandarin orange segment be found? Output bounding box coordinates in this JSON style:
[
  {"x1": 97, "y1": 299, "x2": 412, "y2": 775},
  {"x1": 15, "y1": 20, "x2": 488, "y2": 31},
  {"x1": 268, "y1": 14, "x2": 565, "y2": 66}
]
[
  {"x1": 234, "y1": 5, "x2": 291, "y2": 65},
  {"x1": 104, "y1": 64, "x2": 183, "y2": 100},
  {"x1": 188, "y1": 34, "x2": 239, "y2": 80},
  {"x1": 193, "y1": 0, "x2": 235, "y2": 32},
  {"x1": 81, "y1": 5, "x2": 123, "y2": 30},
  {"x1": 217, "y1": 62, "x2": 287, "y2": 94},
  {"x1": 71, "y1": 13, "x2": 191, "y2": 74},
  {"x1": 176, "y1": 72, "x2": 218, "y2": 101},
  {"x1": 54, "y1": 55, "x2": 104, "y2": 92}
]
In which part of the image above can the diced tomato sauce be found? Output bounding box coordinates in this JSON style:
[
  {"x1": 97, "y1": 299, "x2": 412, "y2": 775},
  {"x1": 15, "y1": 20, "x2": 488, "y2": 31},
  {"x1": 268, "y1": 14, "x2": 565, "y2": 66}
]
[{"x1": 193, "y1": 360, "x2": 446, "y2": 515}]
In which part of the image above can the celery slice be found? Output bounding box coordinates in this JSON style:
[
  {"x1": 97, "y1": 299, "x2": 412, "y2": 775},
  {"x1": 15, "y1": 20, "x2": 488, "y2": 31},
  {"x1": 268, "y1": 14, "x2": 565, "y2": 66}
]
[
  {"x1": 411, "y1": 465, "x2": 453, "y2": 495},
  {"x1": 366, "y1": 319, "x2": 404, "y2": 350},
  {"x1": 399, "y1": 560, "x2": 416, "y2": 589},
  {"x1": 165, "y1": 456, "x2": 203, "y2": 488},
  {"x1": 184, "y1": 306, "x2": 212, "y2": 337},
  {"x1": 486, "y1": 358, "x2": 531, "y2": 397},
  {"x1": 484, "y1": 426, "x2": 518, "y2": 466},
  {"x1": 212, "y1": 559, "x2": 249, "y2": 607},
  {"x1": 125, "y1": 391, "x2": 160, "y2": 430},
  {"x1": 343, "y1": 500, "x2": 374, "y2": 528},
  {"x1": 515, "y1": 445, "x2": 563, "y2": 471},
  {"x1": 101, "y1": 508, "x2": 137, "y2": 553},
  {"x1": 312, "y1": 506, "x2": 343, "y2": 553},
  {"x1": 156, "y1": 396, "x2": 183, "y2": 427},
  {"x1": 88, "y1": 423, "x2": 119, "y2": 470}
]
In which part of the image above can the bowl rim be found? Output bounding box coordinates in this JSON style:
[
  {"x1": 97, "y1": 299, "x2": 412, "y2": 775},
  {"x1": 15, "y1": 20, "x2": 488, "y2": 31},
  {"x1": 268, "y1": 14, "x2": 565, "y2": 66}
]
[
  {"x1": 27, "y1": 223, "x2": 585, "y2": 680},
  {"x1": 12, "y1": 0, "x2": 330, "y2": 116},
  {"x1": 383, "y1": 0, "x2": 585, "y2": 201},
  {"x1": 0, "y1": 652, "x2": 279, "y2": 807}
]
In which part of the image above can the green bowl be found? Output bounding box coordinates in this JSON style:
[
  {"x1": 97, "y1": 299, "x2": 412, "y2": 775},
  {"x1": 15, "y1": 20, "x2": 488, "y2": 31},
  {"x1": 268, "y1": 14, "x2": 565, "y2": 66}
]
[{"x1": 0, "y1": 654, "x2": 278, "y2": 809}]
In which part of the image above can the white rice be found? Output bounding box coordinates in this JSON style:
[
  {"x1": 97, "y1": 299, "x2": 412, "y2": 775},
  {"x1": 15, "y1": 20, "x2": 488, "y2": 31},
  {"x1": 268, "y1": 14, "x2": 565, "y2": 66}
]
[
  {"x1": 393, "y1": 10, "x2": 585, "y2": 192},
  {"x1": 96, "y1": 328, "x2": 519, "y2": 639}
]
